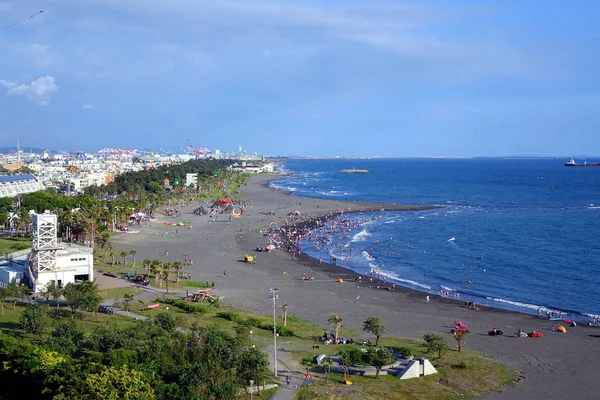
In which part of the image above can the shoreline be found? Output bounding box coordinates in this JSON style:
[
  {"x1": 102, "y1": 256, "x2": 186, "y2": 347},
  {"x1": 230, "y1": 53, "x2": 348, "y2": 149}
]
[
  {"x1": 262, "y1": 173, "x2": 591, "y2": 322},
  {"x1": 112, "y1": 172, "x2": 600, "y2": 400}
]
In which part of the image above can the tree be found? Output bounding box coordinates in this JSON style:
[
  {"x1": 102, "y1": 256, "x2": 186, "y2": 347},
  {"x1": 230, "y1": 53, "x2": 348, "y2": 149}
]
[
  {"x1": 153, "y1": 312, "x2": 177, "y2": 333},
  {"x1": 63, "y1": 280, "x2": 101, "y2": 318},
  {"x1": 142, "y1": 259, "x2": 152, "y2": 275},
  {"x1": 339, "y1": 350, "x2": 352, "y2": 382},
  {"x1": 362, "y1": 316, "x2": 386, "y2": 347},
  {"x1": 120, "y1": 251, "x2": 128, "y2": 265},
  {"x1": 368, "y1": 348, "x2": 392, "y2": 379},
  {"x1": 453, "y1": 329, "x2": 470, "y2": 352},
  {"x1": 81, "y1": 365, "x2": 155, "y2": 400},
  {"x1": 172, "y1": 261, "x2": 182, "y2": 283},
  {"x1": 108, "y1": 250, "x2": 116, "y2": 265},
  {"x1": 327, "y1": 313, "x2": 343, "y2": 343},
  {"x1": 281, "y1": 303, "x2": 288, "y2": 327},
  {"x1": 46, "y1": 280, "x2": 63, "y2": 309},
  {"x1": 237, "y1": 348, "x2": 269, "y2": 394},
  {"x1": 0, "y1": 286, "x2": 9, "y2": 315},
  {"x1": 19, "y1": 303, "x2": 51, "y2": 334},
  {"x1": 300, "y1": 357, "x2": 314, "y2": 374},
  {"x1": 162, "y1": 262, "x2": 171, "y2": 293},
  {"x1": 45, "y1": 319, "x2": 85, "y2": 355},
  {"x1": 122, "y1": 294, "x2": 134, "y2": 316},
  {"x1": 322, "y1": 356, "x2": 333, "y2": 383},
  {"x1": 423, "y1": 333, "x2": 448, "y2": 359},
  {"x1": 129, "y1": 249, "x2": 137, "y2": 268},
  {"x1": 7, "y1": 280, "x2": 23, "y2": 309}
]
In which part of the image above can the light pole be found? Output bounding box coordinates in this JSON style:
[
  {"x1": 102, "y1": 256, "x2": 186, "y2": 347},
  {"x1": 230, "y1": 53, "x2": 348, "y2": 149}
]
[
  {"x1": 250, "y1": 329, "x2": 254, "y2": 348},
  {"x1": 269, "y1": 288, "x2": 279, "y2": 377},
  {"x1": 249, "y1": 380, "x2": 254, "y2": 400}
]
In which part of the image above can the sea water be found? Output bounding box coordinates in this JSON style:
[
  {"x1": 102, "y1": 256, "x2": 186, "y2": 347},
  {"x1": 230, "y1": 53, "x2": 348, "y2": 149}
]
[{"x1": 270, "y1": 158, "x2": 600, "y2": 321}]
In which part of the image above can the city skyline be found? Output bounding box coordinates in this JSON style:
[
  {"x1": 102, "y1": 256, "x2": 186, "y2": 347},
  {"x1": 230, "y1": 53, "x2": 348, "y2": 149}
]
[{"x1": 1, "y1": 0, "x2": 599, "y2": 157}]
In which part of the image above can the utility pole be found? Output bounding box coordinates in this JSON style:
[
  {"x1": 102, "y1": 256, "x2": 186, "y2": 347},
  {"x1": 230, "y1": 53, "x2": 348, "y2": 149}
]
[{"x1": 269, "y1": 288, "x2": 279, "y2": 377}]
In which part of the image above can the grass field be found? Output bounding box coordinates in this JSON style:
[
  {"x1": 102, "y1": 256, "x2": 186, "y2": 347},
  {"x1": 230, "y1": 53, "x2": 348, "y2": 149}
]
[
  {"x1": 99, "y1": 286, "x2": 142, "y2": 300},
  {"x1": 0, "y1": 302, "x2": 136, "y2": 336},
  {"x1": 0, "y1": 236, "x2": 31, "y2": 255},
  {"x1": 0, "y1": 293, "x2": 514, "y2": 400}
]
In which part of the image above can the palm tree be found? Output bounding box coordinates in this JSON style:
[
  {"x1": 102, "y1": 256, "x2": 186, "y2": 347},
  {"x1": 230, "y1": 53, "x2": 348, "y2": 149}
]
[
  {"x1": 162, "y1": 262, "x2": 172, "y2": 293},
  {"x1": 120, "y1": 251, "x2": 128, "y2": 265},
  {"x1": 129, "y1": 249, "x2": 138, "y2": 268},
  {"x1": 142, "y1": 259, "x2": 152, "y2": 275},
  {"x1": 281, "y1": 303, "x2": 288, "y2": 327},
  {"x1": 122, "y1": 293, "x2": 134, "y2": 316},
  {"x1": 327, "y1": 313, "x2": 343, "y2": 343},
  {"x1": 172, "y1": 261, "x2": 182, "y2": 283},
  {"x1": 96, "y1": 230, "x2": 110, "y2": 253},
  {"x1": 105, "y1": 243, "x2": 113, "y2": 262},
  {"x1": 150, "y1": 259, "x2": 162, "y2": 285},
  {"x1": 109, "y1": 250, "x2": 116, "y2": 265}
]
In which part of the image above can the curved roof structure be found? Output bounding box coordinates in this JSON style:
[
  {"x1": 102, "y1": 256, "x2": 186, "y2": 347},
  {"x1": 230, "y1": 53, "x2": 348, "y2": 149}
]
[{"x1": 0, "y1": 174, "x2": 45, "y2": 198}]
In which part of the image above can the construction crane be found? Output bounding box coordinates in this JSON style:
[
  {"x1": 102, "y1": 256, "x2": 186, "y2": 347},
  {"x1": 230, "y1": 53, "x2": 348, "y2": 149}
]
[{"x1": 183, "y1": 145, "x2": 209, "y2": 158}]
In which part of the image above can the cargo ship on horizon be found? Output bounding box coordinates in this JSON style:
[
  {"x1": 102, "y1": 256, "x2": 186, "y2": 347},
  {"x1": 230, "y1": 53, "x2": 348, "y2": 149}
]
[{"x1": 564, "y1": 158, "x2": 600, "y2": 167}]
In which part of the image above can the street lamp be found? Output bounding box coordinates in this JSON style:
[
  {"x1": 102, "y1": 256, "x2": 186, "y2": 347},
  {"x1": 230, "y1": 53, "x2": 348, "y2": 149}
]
[
  {"x1": 250, "y1": 330, "x2": 254, "y2": 348},
  {"x1": 269, "y1": 288, "x2": 279, "y2": 377},
  {"x1": 249, "y1": 380, "x2": 254, "y2": 400}
]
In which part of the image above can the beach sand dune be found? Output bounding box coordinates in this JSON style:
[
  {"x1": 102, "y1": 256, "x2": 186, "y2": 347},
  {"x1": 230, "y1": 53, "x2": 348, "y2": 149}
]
[{"x1": 113, "y1": 174, "x2": 600, "y2": 400}]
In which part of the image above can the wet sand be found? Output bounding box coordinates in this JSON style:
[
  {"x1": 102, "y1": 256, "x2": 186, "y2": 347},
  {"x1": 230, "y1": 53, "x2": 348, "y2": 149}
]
[{"x1": 113, "y1": 173, "x2": 600, "y2": 400}]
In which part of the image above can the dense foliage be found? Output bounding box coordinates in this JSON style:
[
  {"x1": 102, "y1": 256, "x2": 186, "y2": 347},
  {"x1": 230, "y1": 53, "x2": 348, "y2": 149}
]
[{"x1": 0, "y1": 311, "x2": 270, "y2": 400}]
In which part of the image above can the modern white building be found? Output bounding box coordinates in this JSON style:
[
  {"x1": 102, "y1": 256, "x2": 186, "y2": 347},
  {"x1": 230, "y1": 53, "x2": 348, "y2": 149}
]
[
  {"x1": 26, "y1": 211, "x2": 94, "y2": 292},
  {"x1": 185, "y1": 173, "x2": 198, "y2": 188},
  {"x1": 0, "y1": 174, "x2": 45, "y2": 198}
]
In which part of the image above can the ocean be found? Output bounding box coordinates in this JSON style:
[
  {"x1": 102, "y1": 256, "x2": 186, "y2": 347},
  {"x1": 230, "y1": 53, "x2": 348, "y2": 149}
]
[{"x1": 270, "y1": 158, "x2": 600, "y2": 321}]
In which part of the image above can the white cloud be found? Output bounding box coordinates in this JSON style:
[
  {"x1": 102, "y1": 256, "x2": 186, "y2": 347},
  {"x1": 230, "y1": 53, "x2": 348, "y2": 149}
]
[
  {"x1": 82, "y1": 104, "x2": 93, "y2": 109},
  {"x1": 0, "y1": 76, "x2": 58, "y2": 105}
]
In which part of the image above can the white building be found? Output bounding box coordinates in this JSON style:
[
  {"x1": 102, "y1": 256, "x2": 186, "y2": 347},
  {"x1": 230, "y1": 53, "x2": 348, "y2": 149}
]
[
  {"x1": 185, "y1": 173, "x2": 198, "y2": 188},
  {"x1": 25, "y1": 211, "x2": 94, "y2": 292},
  {"x1": 0, "y1": 174, "x2": 45, "y2": 198}
]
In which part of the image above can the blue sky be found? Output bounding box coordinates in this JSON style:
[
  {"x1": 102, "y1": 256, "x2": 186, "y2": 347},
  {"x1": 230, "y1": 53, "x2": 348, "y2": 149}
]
[{"x1": 0, "y1": 0, "x2": 599, "y2": 157}]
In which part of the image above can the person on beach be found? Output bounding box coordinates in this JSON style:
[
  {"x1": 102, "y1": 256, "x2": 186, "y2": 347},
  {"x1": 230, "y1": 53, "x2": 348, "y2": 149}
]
[
  {"x1": 426, "y1": 296, "x2": 430, "y2": 303},
  {"x1": 224, "y1": 270, "x2": 227, "y2": 277}
]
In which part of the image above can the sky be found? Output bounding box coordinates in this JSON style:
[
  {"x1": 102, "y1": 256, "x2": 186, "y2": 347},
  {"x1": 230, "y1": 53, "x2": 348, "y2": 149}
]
[{"x1": 0, "y1": 0, "x2": 599, "y2": 157}]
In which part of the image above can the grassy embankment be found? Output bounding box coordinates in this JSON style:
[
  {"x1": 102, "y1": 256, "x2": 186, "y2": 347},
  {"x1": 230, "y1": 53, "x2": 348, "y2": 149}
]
[
  {"x1": 129, "y1": 297, "x2": 515, "y2": 400},
  {"x1": 0, "y1": 236, "x2": 31, "y2": 255}
]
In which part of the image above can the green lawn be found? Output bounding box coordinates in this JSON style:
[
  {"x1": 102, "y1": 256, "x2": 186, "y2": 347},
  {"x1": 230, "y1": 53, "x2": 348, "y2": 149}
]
[
  {"x1": 99, "y1": 286, "x2": 142, "y2": 300},
  {"x1": 293, "y1": 336, "x2": 516, "y2": 400},
  {"x1": 0, "y1": 236, "x2": 31, "y2": 255},
  {"x1": 0, "y1": 302, "x2": 136, "y2": 336}
]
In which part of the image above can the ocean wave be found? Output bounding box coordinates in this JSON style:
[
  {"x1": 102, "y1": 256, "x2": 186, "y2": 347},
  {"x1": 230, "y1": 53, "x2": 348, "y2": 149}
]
[
  {"x1": 486, "y1": 297, "x2": 547, "y2": 312},
  {"x1": 583, "y1": 312, "x2": 600, "y2": 319},
  {"x1": 351, "y1": 229, "x2": 371, "y2": 242},
  {"x1": 369, "y1": 267, "x2": 433, "y2": 290},
  {"x1": 362, "y1": 251, "x2": 375, "y2": 261},
  {"x1": 440, "y1": 285, "x2": 456, "y2": 292}
]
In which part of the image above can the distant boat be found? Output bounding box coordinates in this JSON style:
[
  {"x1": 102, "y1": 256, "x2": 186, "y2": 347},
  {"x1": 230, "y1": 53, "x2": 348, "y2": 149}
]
[{"x1": 565, "y1": 158, "x2": 600, "y2": 167}]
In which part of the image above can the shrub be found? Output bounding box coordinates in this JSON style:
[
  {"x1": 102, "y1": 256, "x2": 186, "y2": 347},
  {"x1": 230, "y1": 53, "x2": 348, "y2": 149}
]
[
  {"x1": 338, "y1": 347, "x2": 364, "y2": 366},
  {"x1": 397, "y1": 346, "x2": 415, "y2": 357},
  {"x1": 276, "y1": 326, "x2": 294, "y2": 337},
  {"x1": 153, "y1": 312, "x2": 177, "y2": 332},
  {"x1": 215, "y1": 311, "x2": 244, "y2": 322},
  {"x1": 161, "y1": 298, "x2": 209, "y2": 314},
  {"x1": 19, "y1": 304, "x2": 50, "y2": 334},
  {"x1": 246, "y1": 317, "x2": 262, "y2": 327},
  {"x1": 186, "y1": 281, "x2": 212, "y2": 288},
  {"x1": 10, "y1": 243, "x2": 30, "y2": 251}
]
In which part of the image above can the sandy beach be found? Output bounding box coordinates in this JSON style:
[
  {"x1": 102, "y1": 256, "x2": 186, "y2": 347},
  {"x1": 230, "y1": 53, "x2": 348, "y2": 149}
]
[{"x1": 113, "y1": 173, "x2": 600, "y2": 400}]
